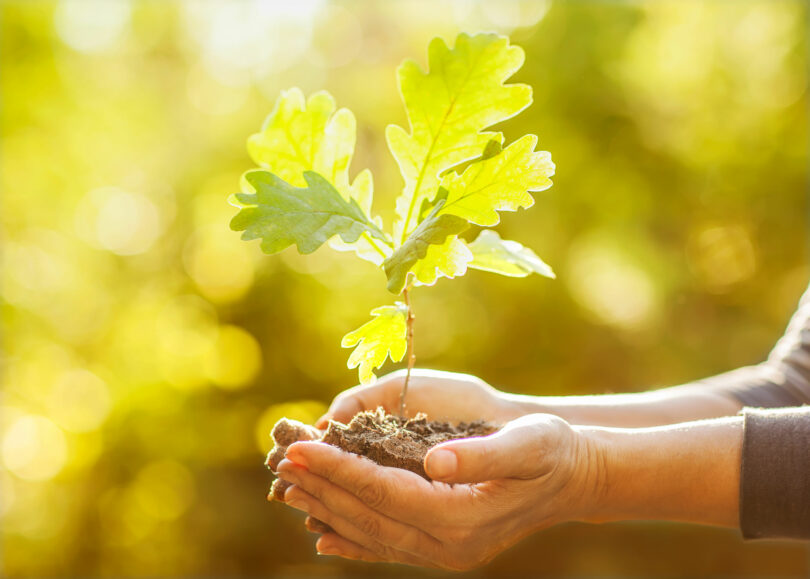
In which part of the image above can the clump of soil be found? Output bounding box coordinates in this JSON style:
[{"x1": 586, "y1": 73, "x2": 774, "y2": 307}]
[
  {"x1": 266, "y1": 408, "x2": 498, "y2": 500},
  {"x1": 321, "y1": 409, "x2": 497, "y2": 479}
]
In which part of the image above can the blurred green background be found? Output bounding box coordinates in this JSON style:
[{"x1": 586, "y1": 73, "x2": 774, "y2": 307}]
[{"x1": 2, "y1": 0, "x2": 809, "y2": 576}]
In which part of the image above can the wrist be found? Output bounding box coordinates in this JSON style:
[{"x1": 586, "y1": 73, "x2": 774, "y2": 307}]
[{"x1": 560, "y1": 426, "x2": 612, "y2": 524}]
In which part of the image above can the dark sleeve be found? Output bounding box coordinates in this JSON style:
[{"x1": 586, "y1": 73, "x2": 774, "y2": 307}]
[
  {"x1": 704, "y1": 284, "x2": 810, "y2": 408},
  {"x1": 739, "y1": 406, "x2": 810, "y2": 539}
]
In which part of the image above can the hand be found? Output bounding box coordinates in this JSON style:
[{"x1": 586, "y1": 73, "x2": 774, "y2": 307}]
[
  {"x1": 317, "y1": 369, "x2": 520, "y2": 428},
  {"x1": 276, "y1": 413, "x2": 602, "y2": 571}
]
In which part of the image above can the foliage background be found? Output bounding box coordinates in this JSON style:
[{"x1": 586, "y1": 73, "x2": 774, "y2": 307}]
[{"x1": 2, "y1": 0, "x2": 809, "y2": 576}]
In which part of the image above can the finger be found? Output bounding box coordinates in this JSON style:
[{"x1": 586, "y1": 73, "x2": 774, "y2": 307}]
[
  {"x1": 284, "y1": 442, "x2": 466, "y2": 525},
  {"x1": 425, "y1": 414, "x2": 564, "y2": 483},
  {"x1": 285, "y1": 485, "x2": 433, "y2": 567},
  {"x1": 305, "y1": 516, "x2": 333, "y2": 534},
  {"x1": 316, "y1": 533, "x2": 384, "y2": 562},
  {"x1": 317, "y1": 533, "x2": 436, "y2": 568},
  {"x1": 321, "y1": 379, "x2": 402, "y2": 425},
  {"x1": 278, "y1": 461, "x2": 442, "y2": 557}
]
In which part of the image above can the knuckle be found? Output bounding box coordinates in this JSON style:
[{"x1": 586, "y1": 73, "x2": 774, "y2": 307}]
[
  {"x1": 356, "y1": 479, "x2": 390, "y2": 510},
  {"x1": 354, "y1": 513, "x2": 381, "y2": 539}
]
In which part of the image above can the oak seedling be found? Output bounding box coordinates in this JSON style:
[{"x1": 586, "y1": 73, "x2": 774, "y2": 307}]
[{"x1": 230, "y1": 32, "x2": 555, "y2": 416}]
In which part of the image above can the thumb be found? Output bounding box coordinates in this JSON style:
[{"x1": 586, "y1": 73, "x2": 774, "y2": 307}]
[{"x1": 424, "y1": 414, "x2": 564, "y2": 483}]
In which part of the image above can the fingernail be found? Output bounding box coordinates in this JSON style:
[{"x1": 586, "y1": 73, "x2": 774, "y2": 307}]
[
  {"x1": 285, "y1": 447, "x2": 309, "y2": 468},
  {"x1": 426, "y1": 449, "x2": 457, "y2": 480},
  {"x1": 286, "y1": 497, "x2": 309, "y2": 512}
]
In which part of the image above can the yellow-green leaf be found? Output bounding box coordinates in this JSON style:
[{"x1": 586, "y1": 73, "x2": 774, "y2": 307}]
[
  {"x1": 388, "y1": 33, "x2": 532, "y2": 243},
  {"x1": 438, "y1": 135, "x2": 554, "y2": 226},
  {"x1": 411, "y1": 236, "x2": 472, "y2": 287},
  {"x1": 467, "y1": 229, "x2": 555, "y2": 278},
  {"x1": 342, "y1": 304, "x2": 408, "y2": 384},
  {"x1": 248, "y1": 89, "x2": 355, "y2": 194}
]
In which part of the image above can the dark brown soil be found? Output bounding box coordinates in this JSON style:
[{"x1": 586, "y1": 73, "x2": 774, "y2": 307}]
[
  {"x1": 266, "y1": 407, "x2": 498, "y2": 499},
  {"x1": 321, "y1": 408, "x2": 497, "y2": 478}
]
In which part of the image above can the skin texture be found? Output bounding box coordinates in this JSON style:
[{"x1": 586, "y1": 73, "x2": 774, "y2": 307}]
[{"x1": 277, "y1": 369, "x2": 745, "y2": 570}]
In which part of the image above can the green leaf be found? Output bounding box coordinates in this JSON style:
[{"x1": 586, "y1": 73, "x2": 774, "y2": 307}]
[
  {"x1": 247, "y1": 88, "x2": 391, "y2": 263},
  {"x1": 388, "y1": 33, "x2": 532, "y2": 244},
  {"x1": 467, "y1": 229, "x2": 555, "y2": 278},
  {"x1": 230, "y1": 170, "x2": 386, "y2": 255},
  {"x1": 438, "y1": 134, "x2": 554, "y2": 226},
  {"x1": 342, "y1": 303, "x2": 408, "y2": 384},
  {"x1": 383, "y1": 204, "x2": 469, "y2": 294}
]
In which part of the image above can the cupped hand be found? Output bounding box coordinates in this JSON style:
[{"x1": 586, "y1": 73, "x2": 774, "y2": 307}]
[
  {"x1": 276, "y1": 413, "x2": 603, "y2": 571},
  {"x1": 316, "y1": 369, "x2": 519, "y2": 428}
]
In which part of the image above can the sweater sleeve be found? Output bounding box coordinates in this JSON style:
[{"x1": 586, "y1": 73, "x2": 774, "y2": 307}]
[
  {"x1": 739, "y1": 406, "x2": 810, "y2": 539},
  {"x1": 704, "y1": 284, "x2": 810, "y2": 407}
]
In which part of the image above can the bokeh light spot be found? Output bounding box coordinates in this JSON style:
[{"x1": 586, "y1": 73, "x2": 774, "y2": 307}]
[
  {"x1": 2, "y1": 415, "x2": 68, "y2": 481},
  {"x1": 54, "y1": 0, "x2": 132, "y2": 54},
  {"x1": 568, "y1": 238, "x2": 659, "y2": 331},
  {"x1": 75, "y1": 187, "x2": 163, "y2": 255},
  {"x1": 205, "y1": 325, "x2": 263, "y2": 390},
  {"x1": 183, "y1": 226, "x2": 256, "y2": 303}
]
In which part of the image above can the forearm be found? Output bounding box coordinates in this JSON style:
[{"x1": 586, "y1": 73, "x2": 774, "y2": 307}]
[
  {"x1": 579, "y1": 416, "x2": 743, "y2": 527},
  {"x1": 502, "y1": 382, "x2": 742, "y2": 428}
]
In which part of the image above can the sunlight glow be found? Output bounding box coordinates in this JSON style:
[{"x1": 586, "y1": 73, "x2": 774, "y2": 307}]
[
  {"x1": 205, "y1": 325, "x2": 263, "y2": 390},
  {"x1": 54, "y1": 0, "x2": 132, "y2": 53},
  {"x1": 2, "y1": 415, "x2": 68, "y2": 481},
  {"x1": 568, "y1": 240, "x2": 659, "y2": 331},
  {"x1": 75, "y1": 187, "x2": 163, "y2": 256}
]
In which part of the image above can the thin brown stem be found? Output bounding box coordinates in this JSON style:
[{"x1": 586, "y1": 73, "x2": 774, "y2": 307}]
[{"x1": 399, "y1": 287, "x2": 416, "y2": 418}]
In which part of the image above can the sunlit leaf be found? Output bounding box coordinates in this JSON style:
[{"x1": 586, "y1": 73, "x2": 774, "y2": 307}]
[
  {"x1": 387, "y1": 33, "x2": 532, "y2": 243},
  {"x1": 247, "y1": 89, "x2": 391, "y2": 263},
  {"x1": 467, "y1": 229, "x2": 555, "y2": 278},
  {"x1": 438, "y1": 135, "x2": 554, "y2": 226},
  {"x1": 248, "y1": 89, "x2": 355, "y2": 193},
  {"x1": 411, "y1": 236, "x2": 472, "y2": 287},
  {"x1": 230, "y1": 170, "x2": 386, "y2": 255},
  {"x1": 383, "y1": 204, "x2": 469, "y2": 293},
  {"x1": 342, "y1": 303, "x2": 408, "y2": 384}
]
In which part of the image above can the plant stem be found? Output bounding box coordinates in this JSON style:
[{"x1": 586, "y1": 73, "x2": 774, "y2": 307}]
[{"x1": 399, "y1": 287, "x2": 416, "y2": 418}]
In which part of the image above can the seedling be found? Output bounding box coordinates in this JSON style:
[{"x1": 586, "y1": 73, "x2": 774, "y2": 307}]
[{"x1": 230, "y1": 33, "x2": 555, "y2": 417}]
